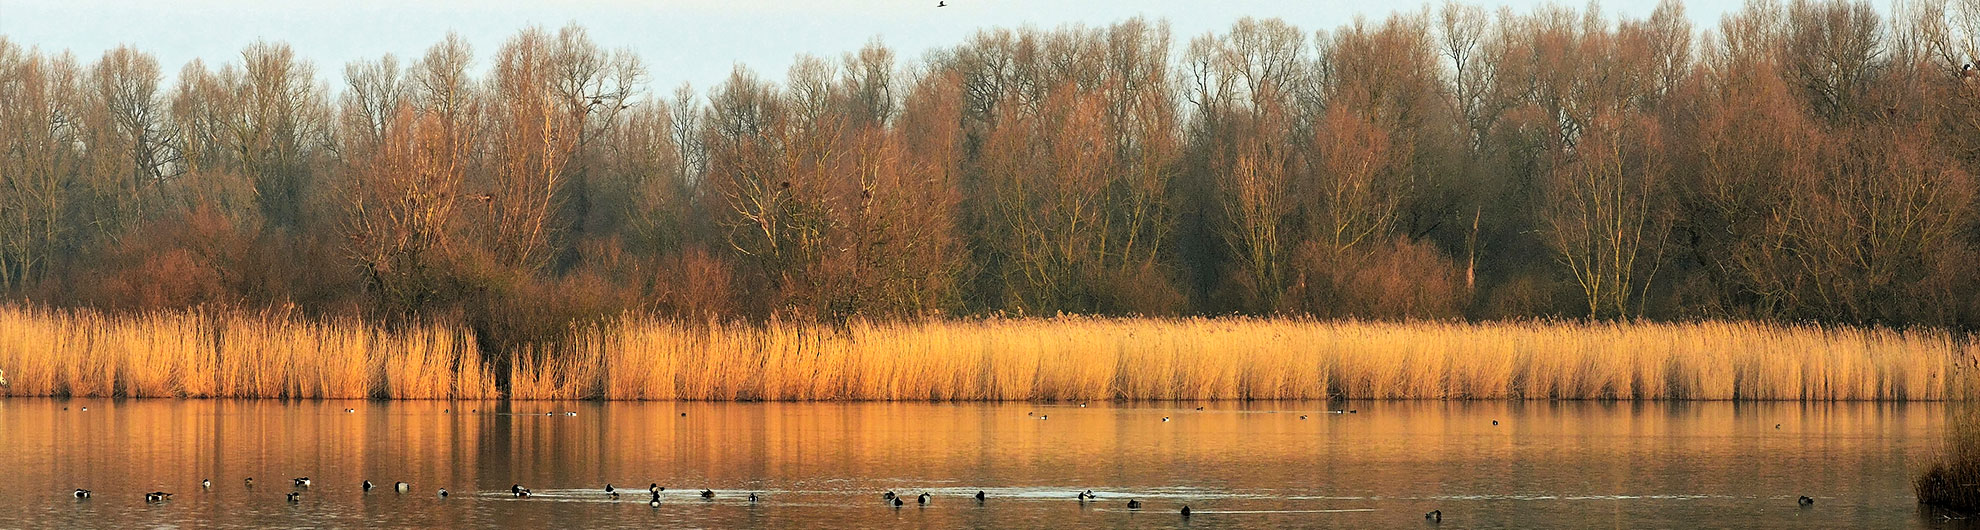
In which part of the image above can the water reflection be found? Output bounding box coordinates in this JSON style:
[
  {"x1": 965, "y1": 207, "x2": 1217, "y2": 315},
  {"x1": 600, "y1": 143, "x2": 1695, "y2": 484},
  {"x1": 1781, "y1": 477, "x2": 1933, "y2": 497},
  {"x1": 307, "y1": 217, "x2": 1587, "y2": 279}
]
[{"x1": 0, "y1": 399, "x2": 1959, "y2": 528}]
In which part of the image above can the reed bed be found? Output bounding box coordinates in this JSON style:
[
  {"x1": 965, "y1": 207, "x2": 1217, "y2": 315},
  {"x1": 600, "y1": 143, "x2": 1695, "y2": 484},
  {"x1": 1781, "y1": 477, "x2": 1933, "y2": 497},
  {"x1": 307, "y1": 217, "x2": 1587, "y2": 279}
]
[
  {"x1": 1917, "y1": 409, "x2": 1980, "y2": 514},
  {"x1": 546, "y1": 317, "x2": 1979, "y2": 401},
  {"x1": 1, "y1": 307, "x2": 1974, "y2": 401},
  {"x1": 0, "y1": 306, "x2": 496, "y2": 399}
]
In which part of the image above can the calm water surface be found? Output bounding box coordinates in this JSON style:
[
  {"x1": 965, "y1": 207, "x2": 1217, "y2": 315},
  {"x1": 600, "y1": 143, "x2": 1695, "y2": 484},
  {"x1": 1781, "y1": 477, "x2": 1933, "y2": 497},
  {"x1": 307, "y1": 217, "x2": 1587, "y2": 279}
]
[{"x1": 0, "y1": 399, "x2": 1967, "y2": 529}]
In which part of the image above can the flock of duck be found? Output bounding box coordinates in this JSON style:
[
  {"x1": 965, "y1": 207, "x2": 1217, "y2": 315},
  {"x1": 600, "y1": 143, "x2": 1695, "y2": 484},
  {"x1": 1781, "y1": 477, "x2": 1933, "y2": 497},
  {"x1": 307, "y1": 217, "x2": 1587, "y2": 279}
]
[{"x1": 70, "y1": 478, "x2": 1214, "y2": 517}]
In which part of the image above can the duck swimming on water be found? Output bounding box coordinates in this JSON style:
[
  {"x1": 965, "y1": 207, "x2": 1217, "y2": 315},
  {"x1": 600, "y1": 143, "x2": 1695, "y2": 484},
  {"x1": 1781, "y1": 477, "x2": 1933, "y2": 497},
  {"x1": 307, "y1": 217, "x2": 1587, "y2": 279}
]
[
  {"x1": 395, "y1": 482, "x2": 409, "y2": 493},
  {"x1": 1426, "y1": 509, "x2": 1442, "y2": 522},
  {"x1": 1799, "y1": 496, "x2": 1814, "y2": 506},
  {"x1": 363, "y1": 480, "x2": 373, "y2": 492},
  {"x1": 701, "y1": 489, "x2": 716, "y2": 499},
  {"x1": 287, "y1": 492, "x2": 301, "y2": 503},
  {"x1": 202, "y1": 479, "x2": 211, "y2": 489},
  {"x1": 918, "y1": 492, "x2": 930, "y2": 505},
  {"x1": 438, "y1": 489, "x2": 449, "y2": 498},
  {"x1": 1127, "y1": 499, "x2": 1142, "y2": 509},
  {"x1": 145, "y1": 492, "x2": 173, "y2": 503},
  {"x1": 976, "y1": 490, "x2": 986, "y2": 501},
  {"x1": 73, "y1": 489, "x2": 91, "y2": 499},
  {"x1": 649, "y1": 492, "x2": 662, "y2": 507},
  {"x1": 883, "y1": 491, "x2": 897, "y2": 501},
  {"x1": 1181, "y1": 506, "x2": 1192, "y2": 516}
]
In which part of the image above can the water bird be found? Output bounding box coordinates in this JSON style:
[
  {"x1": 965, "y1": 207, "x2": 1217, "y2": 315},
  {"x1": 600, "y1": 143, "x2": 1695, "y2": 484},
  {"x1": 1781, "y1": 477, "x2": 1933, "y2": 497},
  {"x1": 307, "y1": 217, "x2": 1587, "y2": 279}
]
[
  {"x1": 650, "y1": 483, "x2": 663, "y2": 494},
  {"x1": 976, "y1": 490, "x2": 986, "y2": 501},
  {"x1": 1300, "y1": 415, "x2": 1308, "y2": 420},
  {"x1": 245, "y1": 477, "x2": 254, "y2": 488},
  {"x1": 564, "y1": 411, "x2": 576, "y2": 416},
  {"x1": 145, "y1": 492, "x2": 173, "y2": 503},
  {"x1": 937, "y1": 1, "x2": 946, "y2": 6},
  {"x1": 1195, "y1": 407, "x2": 1205, "y2": 411},
  {"x1": 1128, "y1": 499, "x2": 1142, "y2": 509},
  {"x1": 609, "y1": 491, "x2": 621, "y2": 500},
  {"x1": 287, "y1": 492, "x2": 301, "y2": 503},
  {"x1": 1027, "y1": 412, "x2": 1034, "y2": 416},
  {"x1": 293, "y1": 477, "x2": 311, "y2": 487},
  {"x1": 680, "y1": 412, "x2": 687, "y2": 417},
  {"x1": 202, "y1": 479, "x2": 211, "y2": 489},
  {"x1": 892, "y1": 497, "x2": 905, "y2": 507},
  {"x1": 649, "y1": 492, "x2": 661, "y2": 507},
  {"x1": 73, "y1": 489, "x2": 91, "y2": 499},
  {"x1": 1181, "y1": 506, "x2": 1192, "y2": 516},
  {"x1": 1162, "y1": 417, "x2": 1170, "y2": 422},
  {"x1": 1078, "y1": 490, "x2": 1095, "y2": 501},
  {"x1": 81, "y1": 407, "x2": 87, "y2": 411},
  {"x1": 749, "y1": 493, "x2": 759, "y2": 503},
  {"x1": 512, "y1": 484, "x2": 531, "y2": 497},
  {"x1": 345, "y1": 408, "x2": 355, "y2": 413},
  {"x1": 1038, "y1": 415, "x2": 1048, "y2": 420},
  {"x1": 1799, "y1": 496, "x2": 1814, "y2": 506},
  {"x1": 918, "y1": 492, "x2": 930, "y2": 505},
  {"x1": 1776, "y1": 424, "x2": 1782, "y2": 429},
  {"x1": 363, "y1": 480, "x2": 373, "y2": 492},
  {"x1": 1426, "y1": 509, "x2": 1442, "y2": 522},
  {"x1": 1080, "y1": 403, "x2": 1088, "y2": 407},
  {"x1": 884, "y1": 491, "x2": 897, "y2": 501},
  {"x1": 1350, "y1": 410, "x2": 1358, "y2": 413},
  {"x1": 395, "y1": 482, "x2": 409, "y2": 493},
  {"x1": 438, "y1": 489, "x2": 449, "y2": 498},
  {"x1": 606, "y1": 484, "x2": 615, "y2": 495},
  {"x1": 1492, "y1": 420, "x2": 1499, "y2": 426},
  {"x1": 701, "y1": 489, "x2": 716, "y2": 499}
]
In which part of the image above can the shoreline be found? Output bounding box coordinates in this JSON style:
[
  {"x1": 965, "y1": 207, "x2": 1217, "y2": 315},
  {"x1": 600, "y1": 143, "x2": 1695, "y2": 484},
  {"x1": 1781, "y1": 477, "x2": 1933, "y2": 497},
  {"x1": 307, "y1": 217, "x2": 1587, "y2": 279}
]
[{"x1": 2, "y1": 307, "x2": 1974, "y2": 401}]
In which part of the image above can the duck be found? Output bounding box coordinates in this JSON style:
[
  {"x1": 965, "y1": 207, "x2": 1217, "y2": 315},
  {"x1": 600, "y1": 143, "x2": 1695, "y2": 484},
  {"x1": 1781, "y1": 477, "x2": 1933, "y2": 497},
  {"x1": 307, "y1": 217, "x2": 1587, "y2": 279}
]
[
  {"x1": 884, "y1": 491, "x2": 897, "y2": 501},
  {"x1": 891, "y1": 497, "x2": 905, "y2": 507},
  {"x1": 918, "y1": 492, "x2": 930, "y2": 505},
  {"x1": 244, "y1": 477, "x2": 254, "y2": 488},
  {"x1": 395, "y1": 482, "x2": 409, "y2": 493},
  {"x1": 1799, "y1": 496, "x2": 1814, "y2": 506},
  {"x1": 749, "y1": 493, "x2": 759, "y2": 503},
  {"x1": 605, "y1": 484, "x2": 615, "y2": 495},
  {"x1": 1426, "y1": 509, "x2": 1442, "y2": 522},
  {"x1": 287, "y1": 492, "x2": 301, "y2": 503},
  {"x1": 145, "y1": 492, "x2": 173, "y2": 503},
  {"x1": 293, "y1": 477, "x2": 312, "y2": 487},
  {"x1": 650, "y1": 483, "x2": 662, "y2": 494},
  {"x1": 438, "y1": 488, "x2": 449, "y2": 498},
  {"x1": 363, "y1": 480, "x2": 374, "y2": 492},
  {"x1": 1181, "y1": 505, "x2": 1192, "y2": 516},
  {"x1": 1077, "y1": 489, "x2": 1095, "y2": 501},
  {"x1": 73, "y1": 489, "x2": 91, "y2": 499},
  {"x1": 975, "y1": 490, "x2": 986, "y2": 501},
  {"x1": 1038, "y1": 415, "x2": 1048, "y2": 420},
  {"x1": 1162, "y1": 417, "x2": 1170, "y2": 422},
  {"x1": 701, "y1": 489, "x2": 716, "y2": 499},
  {"x1": 344, "y1": 408, "x2": 355, "y2": 413},
  {"x1": 609, "y1": 491, "x2": 621, "y2": 500},
  {"x1": 202, "y1": 479, "x2": 211, "y2": 489},
  {"x1": 1492, "y1": 420, "x2": 1499, "y2": 426},
  {"x1": 1128, "y1": 499, "x2": 1143, "y2": 509},
  {"x1": 1300, "y1": 415, "x2": 1309, "y2": 420},
  {"x1": 1195, "y1": 406, "x2": 1205, "y2": 411},
  {"x1": 649, "y1": 492, "x2": 662, "y2": 507},
  {"x1": 512, "y1": 484, "x2": 531, "y2": 498}
]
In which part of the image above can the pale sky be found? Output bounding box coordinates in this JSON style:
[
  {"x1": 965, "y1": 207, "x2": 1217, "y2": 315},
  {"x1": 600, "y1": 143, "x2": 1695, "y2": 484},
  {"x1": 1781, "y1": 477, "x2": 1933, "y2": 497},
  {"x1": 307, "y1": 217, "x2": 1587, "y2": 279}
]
[{"x1": 2, "y1": 0, "x2": 1744, "y2": 94}]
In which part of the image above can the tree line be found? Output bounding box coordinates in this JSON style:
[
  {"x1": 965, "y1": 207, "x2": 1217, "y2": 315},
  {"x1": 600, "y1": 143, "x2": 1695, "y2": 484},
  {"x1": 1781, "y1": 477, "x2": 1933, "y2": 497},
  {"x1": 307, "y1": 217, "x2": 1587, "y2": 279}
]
[{"x1": 4, "y1": 0, "x2": 1980, "y2": 345}]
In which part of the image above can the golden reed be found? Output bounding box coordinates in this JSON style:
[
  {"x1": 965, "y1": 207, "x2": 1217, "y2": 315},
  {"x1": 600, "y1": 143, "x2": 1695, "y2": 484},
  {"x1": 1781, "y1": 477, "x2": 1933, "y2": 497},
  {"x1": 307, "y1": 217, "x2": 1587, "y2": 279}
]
[
  {"x1": 2, "y1": 306, "x2": 1974, "y2": 401},
  {"x1": 0, "y1": 306, "x2": 495, "y2": 399}
]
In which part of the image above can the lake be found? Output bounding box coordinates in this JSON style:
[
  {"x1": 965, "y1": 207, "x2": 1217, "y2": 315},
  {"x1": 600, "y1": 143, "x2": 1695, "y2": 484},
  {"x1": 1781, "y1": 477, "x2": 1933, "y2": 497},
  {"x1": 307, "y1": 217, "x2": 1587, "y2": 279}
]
[{"x1": 0, "y1": 399, "x2": 1964, "y2": 528}]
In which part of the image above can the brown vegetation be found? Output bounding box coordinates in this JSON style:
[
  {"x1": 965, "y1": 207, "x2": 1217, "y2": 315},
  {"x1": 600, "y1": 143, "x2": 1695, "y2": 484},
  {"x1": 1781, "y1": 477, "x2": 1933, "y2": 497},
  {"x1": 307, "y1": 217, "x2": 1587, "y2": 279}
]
[
  {"x1": 4, "y1": 306, "x2": 1971, "y2": 401},
  {"x1": 2, "y1": 0, "x2": 1979, "y2": 332},
  {"x1": 1916, "y1": 409, "x2": 1980, "y2": 514},
  {"x1": 4, "y1": 1, "x2": 1980, "y2": 398}
]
